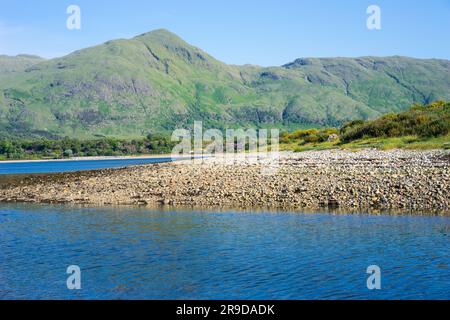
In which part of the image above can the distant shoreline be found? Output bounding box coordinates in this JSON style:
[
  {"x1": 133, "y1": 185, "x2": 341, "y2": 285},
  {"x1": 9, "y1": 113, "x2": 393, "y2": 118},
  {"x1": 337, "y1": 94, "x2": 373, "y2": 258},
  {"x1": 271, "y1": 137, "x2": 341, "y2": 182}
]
[{"x1": 0, "y1": 154, "x2": 183, "y2": 164}]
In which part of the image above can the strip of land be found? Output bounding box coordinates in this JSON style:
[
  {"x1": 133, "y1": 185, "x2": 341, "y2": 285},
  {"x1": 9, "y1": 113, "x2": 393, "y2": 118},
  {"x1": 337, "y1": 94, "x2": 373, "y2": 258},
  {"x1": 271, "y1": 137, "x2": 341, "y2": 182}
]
[
  {"x1": 0, "y1": 149, "x2": 448, "y2": 214},
  {"x1": 0, "y1": 154, "x2": 184, "y2": 164}
]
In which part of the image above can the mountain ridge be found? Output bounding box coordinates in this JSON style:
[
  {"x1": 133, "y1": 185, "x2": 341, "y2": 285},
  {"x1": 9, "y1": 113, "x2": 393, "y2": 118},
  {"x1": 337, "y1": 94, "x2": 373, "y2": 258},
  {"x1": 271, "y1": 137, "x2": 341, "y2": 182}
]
[{"x1": 0, "y1": 29, "x2": 449, "y2": 138}]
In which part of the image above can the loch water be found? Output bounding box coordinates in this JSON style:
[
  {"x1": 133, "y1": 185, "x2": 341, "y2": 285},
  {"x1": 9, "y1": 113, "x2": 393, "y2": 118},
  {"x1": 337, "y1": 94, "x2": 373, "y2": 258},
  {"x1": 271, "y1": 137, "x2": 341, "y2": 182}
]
[
  {"x1": 0, "y1": 157, "x2": 174, "y2": 175},
  {"x1": 0, "y1": 203, "x2": 448, "y2": 300}
]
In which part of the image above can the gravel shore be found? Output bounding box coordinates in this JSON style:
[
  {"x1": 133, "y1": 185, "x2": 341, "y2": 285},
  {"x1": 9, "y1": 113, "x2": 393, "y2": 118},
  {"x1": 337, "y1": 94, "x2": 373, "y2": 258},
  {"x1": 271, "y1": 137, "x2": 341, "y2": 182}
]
[{"x1": 0, "y1": 149, "x2": 449, "y2": 214}]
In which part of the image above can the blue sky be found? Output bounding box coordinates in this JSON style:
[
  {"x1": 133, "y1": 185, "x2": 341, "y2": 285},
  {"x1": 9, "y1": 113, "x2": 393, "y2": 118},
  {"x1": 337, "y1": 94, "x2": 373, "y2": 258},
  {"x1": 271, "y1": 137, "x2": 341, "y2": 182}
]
[{"x1": 0, "y1": 0, "x2": 449, "y2": 66}]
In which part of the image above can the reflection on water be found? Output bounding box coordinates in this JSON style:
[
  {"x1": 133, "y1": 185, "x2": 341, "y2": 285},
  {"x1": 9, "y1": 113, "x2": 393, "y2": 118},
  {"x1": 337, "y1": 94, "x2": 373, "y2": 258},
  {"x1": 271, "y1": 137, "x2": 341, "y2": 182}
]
[{"x1": 0, "y1": 203, "x2": 449, "y2": 300}]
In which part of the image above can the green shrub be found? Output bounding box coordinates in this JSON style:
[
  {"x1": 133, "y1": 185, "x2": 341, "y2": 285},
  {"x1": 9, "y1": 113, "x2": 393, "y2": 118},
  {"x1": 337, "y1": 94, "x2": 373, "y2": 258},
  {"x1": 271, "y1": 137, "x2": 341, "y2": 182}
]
[
  {"x1": 63, "y1": 149, "x2": 74, "y2": 157},
  {"x1": 304, "y1": 134, "x2": 320, "y2": 143},
  {"x1": 341, "y1": 101, "x2": 449, "y2": 142}
]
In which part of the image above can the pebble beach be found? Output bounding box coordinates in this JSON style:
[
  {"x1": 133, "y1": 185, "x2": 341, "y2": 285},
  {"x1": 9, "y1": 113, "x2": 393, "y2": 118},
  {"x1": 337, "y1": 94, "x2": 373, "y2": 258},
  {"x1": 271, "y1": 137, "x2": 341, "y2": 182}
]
[{"x1": 0, "y1": 149, "x2": 449, "y2": 214}]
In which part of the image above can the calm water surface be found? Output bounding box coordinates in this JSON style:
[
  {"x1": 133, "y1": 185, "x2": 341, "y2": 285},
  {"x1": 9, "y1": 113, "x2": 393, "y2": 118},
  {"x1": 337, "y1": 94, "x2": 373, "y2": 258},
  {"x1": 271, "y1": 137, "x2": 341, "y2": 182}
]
[
  {"x1": 0, "y1": 203, "x2": 448, "y2": 300},
  {"x1": 0, "y1": 157, "x2": 174, "y2": 175}
]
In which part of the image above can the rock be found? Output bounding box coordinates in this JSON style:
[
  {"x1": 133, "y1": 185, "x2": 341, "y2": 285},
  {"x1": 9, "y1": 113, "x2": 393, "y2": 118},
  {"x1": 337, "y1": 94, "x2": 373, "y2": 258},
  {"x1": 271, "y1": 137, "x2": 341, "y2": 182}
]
[
  {"x1": 328, "y1": 199, "x2": 340, "y2": 208},
  {"x1": 0, "y1": 149, "x2": 448, "y2": 213}
]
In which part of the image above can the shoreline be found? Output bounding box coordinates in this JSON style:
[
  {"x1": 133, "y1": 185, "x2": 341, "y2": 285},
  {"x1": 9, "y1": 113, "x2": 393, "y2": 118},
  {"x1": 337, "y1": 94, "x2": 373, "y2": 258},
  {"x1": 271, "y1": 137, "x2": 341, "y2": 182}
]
[
  {"x1": 1, "y1": 200, "x2": 446, "y2": 216},
  {"x1": 0, "y1": 149, "x2": 449, "y2": 214},
  {"x1": 0, "y1": 153, "x2": 181, "y2": 164}
]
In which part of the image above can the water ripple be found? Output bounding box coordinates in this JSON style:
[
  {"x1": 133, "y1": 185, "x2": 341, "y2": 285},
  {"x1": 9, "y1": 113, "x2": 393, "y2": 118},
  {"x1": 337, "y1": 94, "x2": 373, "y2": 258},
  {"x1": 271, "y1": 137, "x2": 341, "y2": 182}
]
[{"x1": 0, "y1": 203, "x2": 449, "y2": 300}]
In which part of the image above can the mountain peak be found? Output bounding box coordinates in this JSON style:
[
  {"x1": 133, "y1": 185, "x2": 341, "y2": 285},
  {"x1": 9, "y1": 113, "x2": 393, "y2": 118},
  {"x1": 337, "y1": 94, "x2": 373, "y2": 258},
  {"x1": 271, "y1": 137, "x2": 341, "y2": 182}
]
[
  {"x1": 134, "y1": 28, "x2": 186, "y2": 44},
  {"x1": 132, "y1": 28, "x2": 220, "y2": 66},
  {"x1": 136, "y1": 28, "x2": 174, "y2": 36},
  {"x1": 149, "y1": 28, "x2": 176, "y2": 35}
]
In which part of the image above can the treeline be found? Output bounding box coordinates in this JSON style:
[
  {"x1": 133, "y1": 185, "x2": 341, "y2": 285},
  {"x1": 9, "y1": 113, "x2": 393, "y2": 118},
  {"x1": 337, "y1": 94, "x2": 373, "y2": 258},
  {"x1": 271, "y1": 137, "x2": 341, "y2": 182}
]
[
  {"x1": 0, "y1": 134, "x2": 176, "y2": 160},
  {"x1": 340, "y1": 101, "x2": 449, "y2": 142}
]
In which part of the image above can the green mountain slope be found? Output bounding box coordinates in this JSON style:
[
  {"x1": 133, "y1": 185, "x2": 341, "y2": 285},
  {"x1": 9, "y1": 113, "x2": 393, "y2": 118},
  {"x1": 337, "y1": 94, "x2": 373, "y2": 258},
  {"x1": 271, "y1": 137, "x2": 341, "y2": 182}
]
[
  {"x1": 0, "y1": 54, "x2": 45, "y2": 76},
  {"x1": 0, "y1": 29, "x2": 449, "y2": 138}
]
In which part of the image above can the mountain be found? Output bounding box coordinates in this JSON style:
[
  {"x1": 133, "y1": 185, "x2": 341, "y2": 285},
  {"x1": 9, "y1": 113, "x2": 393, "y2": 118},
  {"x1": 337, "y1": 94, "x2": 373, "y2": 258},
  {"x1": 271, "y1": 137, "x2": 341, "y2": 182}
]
[
  {"x1": 0, "y1": 29, "x2": 449, "y2": 138},
  {"x1": 0, "y1": 54, "x2": 45, "y2": 75}
]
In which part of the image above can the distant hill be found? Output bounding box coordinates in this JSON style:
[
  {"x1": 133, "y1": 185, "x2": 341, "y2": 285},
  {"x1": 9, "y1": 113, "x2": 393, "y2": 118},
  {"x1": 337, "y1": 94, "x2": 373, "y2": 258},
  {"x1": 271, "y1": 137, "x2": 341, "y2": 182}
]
[
  {"x1": 0, "y1": 29, "x2": 449, "y2": 138},
  {"x1": 0, "y1": 54, "x2": 45, "y2": 75}
]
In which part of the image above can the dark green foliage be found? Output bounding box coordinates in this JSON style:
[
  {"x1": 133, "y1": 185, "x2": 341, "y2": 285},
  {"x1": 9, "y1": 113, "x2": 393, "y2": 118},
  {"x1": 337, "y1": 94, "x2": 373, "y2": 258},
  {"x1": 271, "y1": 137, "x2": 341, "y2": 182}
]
[
  {"x1": 0, "y1": 135, "x2": 176, "y2": 160},
  {"x1": 340, "y1": 101, "x2": 450, "y2": 142}
]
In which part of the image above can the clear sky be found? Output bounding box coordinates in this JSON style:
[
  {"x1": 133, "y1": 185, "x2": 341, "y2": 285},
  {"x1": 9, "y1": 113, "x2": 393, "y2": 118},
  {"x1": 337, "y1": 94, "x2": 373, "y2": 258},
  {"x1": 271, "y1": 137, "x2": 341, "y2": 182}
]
[{"x1": 0, "y1": 0, "x2": 449, "y2": 66}]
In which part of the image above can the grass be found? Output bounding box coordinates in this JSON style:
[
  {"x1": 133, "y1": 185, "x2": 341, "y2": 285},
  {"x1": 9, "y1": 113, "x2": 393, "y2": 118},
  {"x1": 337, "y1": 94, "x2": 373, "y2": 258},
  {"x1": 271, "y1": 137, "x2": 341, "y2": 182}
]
[
  {"x1": 340, "y1": 135, "x2": 450, "y2": 150},
  {"x1": 282, "y1": 134, "x2": 450, "y2": 152}
]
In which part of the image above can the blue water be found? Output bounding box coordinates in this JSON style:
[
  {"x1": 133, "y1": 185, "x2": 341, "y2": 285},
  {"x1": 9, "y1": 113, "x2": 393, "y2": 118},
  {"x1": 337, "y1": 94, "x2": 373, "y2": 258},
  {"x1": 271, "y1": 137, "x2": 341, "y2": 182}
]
[
  {"x1": 0, "y1": 157, "x2": 174, "y2": 175},
  {"x1": 0, "y1": 203, "x2": 448, "y2": 300}
]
